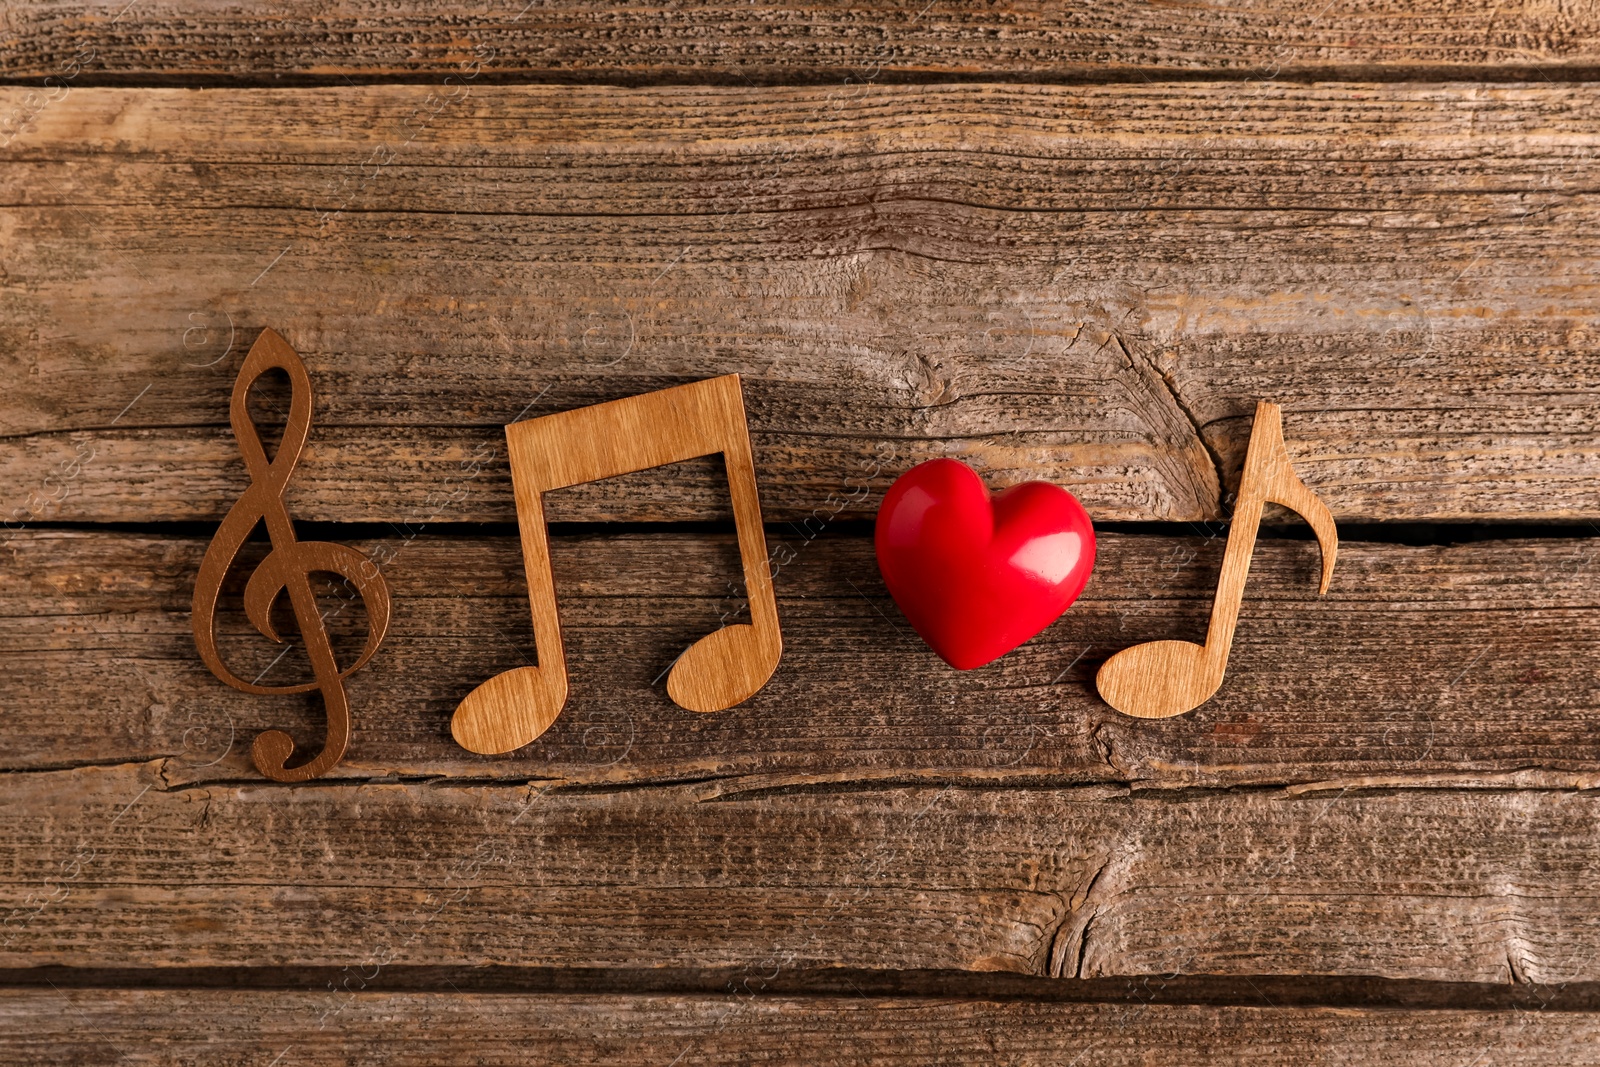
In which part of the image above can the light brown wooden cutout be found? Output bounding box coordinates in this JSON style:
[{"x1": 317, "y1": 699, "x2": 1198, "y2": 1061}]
[
  {"x1": 450, "y1": 374, "x2": 783, "y2": 755},
  {"x1": 1096, "y1": 401, "x2": 1337, "y2": 719}
]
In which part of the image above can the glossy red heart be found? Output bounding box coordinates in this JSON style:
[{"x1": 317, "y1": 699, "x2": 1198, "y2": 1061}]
[{"x1": 874, "y1": 459, "x2": 1096, "y2": 670}]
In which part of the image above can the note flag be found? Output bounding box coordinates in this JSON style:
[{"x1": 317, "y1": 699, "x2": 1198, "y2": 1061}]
[
  {"x1": 451, "y1": 374, "x2": 783, "y2": 755},
  {"x1": 1095, "y1": 401, "x2": 1337, "y2": 719}
]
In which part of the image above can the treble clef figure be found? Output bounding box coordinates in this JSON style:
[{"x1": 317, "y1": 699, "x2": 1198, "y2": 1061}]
[{"x1": 192, "y1": 327, "x2": 391, "y2": 782}]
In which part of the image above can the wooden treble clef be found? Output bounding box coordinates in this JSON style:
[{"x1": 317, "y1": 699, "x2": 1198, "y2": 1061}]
[{"x1": 191, "y1": 327, "x2": 391, "y2": 781}]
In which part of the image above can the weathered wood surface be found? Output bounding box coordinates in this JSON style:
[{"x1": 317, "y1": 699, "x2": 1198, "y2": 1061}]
[
  {"x1": 6, "y1": 760, "x2": 1600, "y2": 982},
  {"x1": 6, "y1": 1, "x2": 1600, "y2": 83},
  {"x1": 8, "y1": 84, "x2": 1600, "y2": 523},
  {"x1": 5, "y1": 990, "x2": 1600, "y2": 1066},
  {"x1": 5, "y1": 7, "x2": 1599, "y2": 1050},
  {"x1": 8, "y1": 528, "x2": 1600, "y2": 789}
]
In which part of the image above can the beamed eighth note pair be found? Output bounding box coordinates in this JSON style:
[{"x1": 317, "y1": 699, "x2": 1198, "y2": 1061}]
[{"x1": 194, "y1": 329, "x2": 1338, "y2": 781}]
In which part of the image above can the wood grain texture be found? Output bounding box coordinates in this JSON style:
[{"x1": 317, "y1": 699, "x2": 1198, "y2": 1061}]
[
  {"x1": 6, "y1": 528, "x2": 1600, "y2": 792},
  {"x1": 7, "y1": 84, "x2": 1600, "y2": 522},
  {"x1": 4, "y1": 990, "x2": 1600, "y2": 1065},
  {"x1": 4, "y1": 6, "x2": 1595, "y2": 1051},
  {"x1": 5, "y1": 0, "x2": 1600, "y2": 83},
  {"x1": 6, "y1": 760, "x2": 1600, "y2": 982}
]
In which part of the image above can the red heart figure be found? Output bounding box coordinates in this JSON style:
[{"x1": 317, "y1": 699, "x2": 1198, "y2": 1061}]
[{"x1": 875, "y1": 459, "x2": 1096, "y2": 670}]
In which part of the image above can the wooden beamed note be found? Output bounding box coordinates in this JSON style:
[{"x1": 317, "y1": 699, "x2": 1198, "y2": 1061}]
[
  {"x1": 451, "y1": 374, "x2": 782, "y2": 755},
  {"x1": 1097, "y1": 402, "x2": 1338, "y2": 719}
]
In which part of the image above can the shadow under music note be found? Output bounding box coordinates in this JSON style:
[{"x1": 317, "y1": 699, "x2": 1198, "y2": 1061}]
[
  {"x1": 451, "y1": 374, "x2": 783, "y2": 755},
  {"x1": 1096, "y1": 401, "x2": 1337, "y2": 719},
  {"x1": 192, "y1": 328, "x2": 391, "y2": 781}
]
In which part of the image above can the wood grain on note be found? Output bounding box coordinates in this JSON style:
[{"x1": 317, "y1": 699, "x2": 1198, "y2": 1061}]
[
  {"x1": 190, "y1": 328, "x2": 392, "y2": 781},
  {"x1": 451, "y1": 374, "x2": 782, "y2": 756},
  {"x1": 1097, "y1": 403, "x2": 1338, "y2": 719}
]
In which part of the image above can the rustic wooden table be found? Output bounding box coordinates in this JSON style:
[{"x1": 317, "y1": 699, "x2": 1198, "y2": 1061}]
[{"x1": 7, "y1": 3, "x2": 1600, "y2": 1062}]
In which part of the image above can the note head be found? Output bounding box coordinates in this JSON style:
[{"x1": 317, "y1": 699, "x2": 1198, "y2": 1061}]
[
  {"x1": 451, "y1": 666, "x2": 569, "y2": 755},
  {"x1": 1095, "y1": 639, "x2": 1220, "y2": 720},
  {"x1": 667, "y1": 623, "x2": 781, "y2": 714}
]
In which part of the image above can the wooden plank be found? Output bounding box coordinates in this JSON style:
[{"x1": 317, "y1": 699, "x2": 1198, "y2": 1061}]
[
  {"x1": 5, "y1": 761, "x2": 1600, "y2": 982},
  {"x1": 6, "y1": 1, "x2": 1600, "y2": 83},
  {"x1": 9, "y1": 528, "x2": 1600, "y2": 789},
  {"x1": 6, "y1": 84, "x2": 1600, "y2": 523},
  {"x1": 3, "y1": 990, "x2": 1598, "y2": 1065}
]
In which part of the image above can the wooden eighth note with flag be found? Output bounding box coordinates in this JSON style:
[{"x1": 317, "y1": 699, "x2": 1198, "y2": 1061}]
[
  {"x1": 451, "y1": 375, "x2": 783, "y2": 755},
  {"x1": 1096, "y1": 402, "x2": 1338, "y2": 719}
]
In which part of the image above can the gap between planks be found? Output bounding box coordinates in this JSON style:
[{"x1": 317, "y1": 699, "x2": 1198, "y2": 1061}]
[{"x1": 1, "y1": 967, "x2": 1598, "y2": 1010}]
